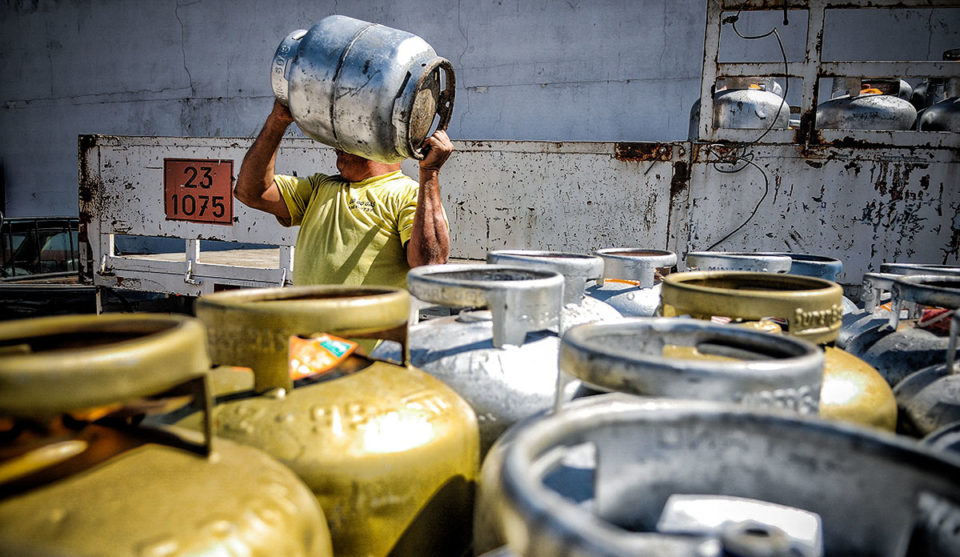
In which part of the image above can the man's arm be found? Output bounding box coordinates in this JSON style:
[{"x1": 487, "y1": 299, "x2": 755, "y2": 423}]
[
  {"x1": 406, "y1": 130, "x2": 453, "y2": 267},
  {"x1": 234, "y1": 101, "x2": 294, "y2": 220}
]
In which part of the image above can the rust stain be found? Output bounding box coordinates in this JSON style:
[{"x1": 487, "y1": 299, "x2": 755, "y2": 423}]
[
  {"x1": 873, "y1": 161, "x2": 890, "y2": 197},
  {"x1": 796, "y1": 102, "x2": 818, "y2": 149},
  {"x1": 615, "y1": 142, "x2": 672, "y2": 162},
  {"x1": 670, "y1": 161, "x2": 689, "y2": 203},
  {"x1": 941, "y1": 197, "x2": 960, "y2": 264}
]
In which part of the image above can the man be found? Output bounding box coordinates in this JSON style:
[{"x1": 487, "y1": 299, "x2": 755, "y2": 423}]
[{"x1": 234, "y1": 100, "x2": 452, "y2": 288}]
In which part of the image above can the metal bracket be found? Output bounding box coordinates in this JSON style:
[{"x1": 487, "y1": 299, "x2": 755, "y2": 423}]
[{"x1": 184, "y1": 260, "x2": 201, "y2": 285}]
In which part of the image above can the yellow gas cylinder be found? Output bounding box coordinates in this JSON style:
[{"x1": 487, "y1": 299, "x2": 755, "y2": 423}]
[
  {"x1": 179, "y1": 286, "x2": 480, "y2": 557},
  {"x1": 0, "y1": 313, "x2": 332, "y2": 556},
  {"x1": 659, "y1": 271, "x2": 897, "y2": 431}
]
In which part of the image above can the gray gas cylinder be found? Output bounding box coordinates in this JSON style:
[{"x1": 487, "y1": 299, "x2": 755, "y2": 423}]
[
  {"x1": 839, "y1": 271, "x2": 900, "y2": 351},
  {"x1": 485, "y1": 396, "x2": 960, "y2": 557},
  {"x1": 849, "y1": 275, "x2": 960, "y2": 388},
  {"x1": 918, "y1": 50, "x2": 960, "y2": 131},
  {"x1": 839, "y1": 263, "x2": 960, "y2": 350},
  {"x1": 474, "y1": 318, "x2": 825, "y2": 555},
  {"x1": 918, "y1": 97, "x2": 960, "y2": 131},
  {"x1": 689, "y1": 77, "x2": 790, "y2": 139},
  {"x1": 371, "y1": 264, "x2": 564, "y2": 456},
  {"x1": 272, "y1": 15, "x2": 455, "y2": 163},
  {"x1": 924, "y1": 420, "x2": 960, "y2": 453},
  {"x1": 772, "y1": 253, "x2": 843, "y2": 281},
  {"x1": 893, "y1": 292, "x2": 960, "y2": 438},
  {"x1": 761, "y1": 253, "x2": 857, "y2": 314},
  {"x1": 486, "y1": 250, "x2": 622, "y2": 329},
  {"x1": 817, "y1": 93, "x2": 917, "y2": 130},
  {"x1": 557, "y1": 318, "x2": 823, "y2": 413},
  {"x1": 584, "y1": 249, "x2": 677, "y2": 317},
  {"x1": 685, "y1": 251, "x2": 793, "y2": 273},
  {"x1": 817, "y1": 76, "x2": 917, "y2": 131}
]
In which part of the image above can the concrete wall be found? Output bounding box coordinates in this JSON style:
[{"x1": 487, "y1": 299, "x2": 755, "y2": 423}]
[{"x1": 2, "y1": 0, "x2": 958, "y2": 218}]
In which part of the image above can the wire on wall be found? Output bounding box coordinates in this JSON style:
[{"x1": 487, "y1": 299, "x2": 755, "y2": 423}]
[{"x1": 701, "y1": 0, "x2": 789, "y2": 251}]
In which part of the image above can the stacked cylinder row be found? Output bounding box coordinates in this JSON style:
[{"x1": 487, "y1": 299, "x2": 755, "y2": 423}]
[{"x1": 2, "y1": 249, "x2": 960, "y2": 556}]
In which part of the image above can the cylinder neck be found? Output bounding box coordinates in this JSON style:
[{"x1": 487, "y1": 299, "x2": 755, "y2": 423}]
[
  {"x1": 195, "y1": 287, "x2": 410, "y2": 392},
  {"x1": 686, "y1": 252, "x2": 793, "y2": 274},
  {"x1": 594, "y1": 249, "x2": 677, "y2": 288},
  {"x1": 888, "y1": 276, "x2": 960, "y2": 331},
  {"x1": 407, "y1": 264, "x2": 564, "y2": 348},
  {"x1": 659, "y1": 271, "x2": 843, "y2": 345},
  {"x1": 559, "y1": 318, "x2": 823, "y2": 413},
  {"x1": 487, "y1": 250, "x2": 604, "y2": 305}
]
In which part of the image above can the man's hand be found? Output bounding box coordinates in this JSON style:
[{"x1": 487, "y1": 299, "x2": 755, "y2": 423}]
[
  {"x1": 419, "y1": 129, "x2": 454, "y2": 172},
  {"x1": 269, "y1": 100, "x2": 295, "y2": 128}
]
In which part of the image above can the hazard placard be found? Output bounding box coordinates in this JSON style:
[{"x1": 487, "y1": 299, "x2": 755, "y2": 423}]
[{"x1": 163, "y1": 159, "x2": 233, "y2": 225}]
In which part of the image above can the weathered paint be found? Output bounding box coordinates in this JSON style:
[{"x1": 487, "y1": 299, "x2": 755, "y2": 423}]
[
  {"x1": 684, "y1": 143, "x2": 959, "y2": 283},
  {"x1": 81, "y1": 135, "x2": 958, "y2": 296},
  {"x1": 400, "y1": 140, "x2": 680, "y2": 261}
]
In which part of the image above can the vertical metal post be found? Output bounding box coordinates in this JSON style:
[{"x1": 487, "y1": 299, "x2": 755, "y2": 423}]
[
  {"x1": 279, "y1": 245, "x2": 294, "y2": 286},
  {"x1": 698, "y1": 1, "x2": 725, "y2": 141},
  {"x1": 185, "y1": 239, "x2": 201, "y2": 285},
  {"x1": 798, "y1": 1, "x2": 826, "y2": 144}
]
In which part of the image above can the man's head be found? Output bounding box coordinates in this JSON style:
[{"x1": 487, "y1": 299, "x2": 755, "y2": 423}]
[{"x1": 335, "y1": 149, "x2": 402, "y2": 182}]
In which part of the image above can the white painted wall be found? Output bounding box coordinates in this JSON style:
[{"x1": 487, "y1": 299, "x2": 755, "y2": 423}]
[{"x1": 2, "y1": 1, "x2": 958, "y2": 218}]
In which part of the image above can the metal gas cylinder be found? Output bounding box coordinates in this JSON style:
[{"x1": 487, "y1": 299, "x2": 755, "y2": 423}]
[
  {"x1": 919, "y1": 97, "x2": 960, "y2": 131},
  {"x1": 584, "y1": 248, "x2": 677, "y2": 317},
  {"x1": 487, "y1": 250, "x2": 621, "y2": 329},
  {"x1": 816, "y1": 77, "x2": 917, "y2": 130},
  {"x1": 767, "y1": 253, "x2": 859, "y2": 314},
  {"x1": 685, "y1": 251, "x2": 793, "y2": 273},
  {"x1": 686, "y1": 251, "x2": 862, "y2": 312},
  {"x1": 487, "y1": 396, "x2": 960, "y2": 557},
  {"x1": 918, "y1": 49, "x2": 960, "y2": 131},
  {"x1": 923, "y1": 419, "x2": 960, "y2": 453},
  {"x1": 659, "y1": 271, "x2": 897, "y2": 431},
  {"x1": 839, "y1": 263, "x2": 960, "y2": 351},
  {"x1": 847, "y1": 274, "x2": 960, "y2": 388},
  {"x1": 272, "y1": 15, "x2": 455, "y2": 163},
  {"x1": 0, "y1": 314, "x2": 332, "y2": 557},
  {"x1": 889, "y1": 280, "x2": 960, "y2": 438},
  {"x1": 557, "y1": 318, "x2": 823, "y2": 414},
  {"x1": 371, "y1": 264, "x2": 564, "y2": 456},
  {"x1": 688, "y1": 77, "x2": 790, "y2": 138},
  {"x1": 473, "y1": 319, "x2": 824, "y2": 556},
  {"x1": 181, "y1": 286, "x2": 480, "y2": 557},
  {"x1": 772, "y1": 253, "x2": 843, "y2": 282}
]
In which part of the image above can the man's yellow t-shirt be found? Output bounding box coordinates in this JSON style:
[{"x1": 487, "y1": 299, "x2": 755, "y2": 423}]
[{"x1": 274, "y1": 170, "x2": 419, "y2": 288}]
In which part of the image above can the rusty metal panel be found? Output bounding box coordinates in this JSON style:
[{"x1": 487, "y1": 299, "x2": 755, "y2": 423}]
[
  {"x1": 80, "y1": 135, "x2": 321, "y2": 244},
  {"x1": 81, "y1": 136, "x2": 681, "y2": 293},
  {"x1": 681, "y1": 143, "x2": 960, "y2": 284},
  {"x1": 80, "y1": 135, "x2": 957, "y2": 296},
  {"x1": 79, "y1": 135, "x2": 335, "y2": 294},
  {"x1": 407, "y1": 141, "x2": 683, "y2": 260}
]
